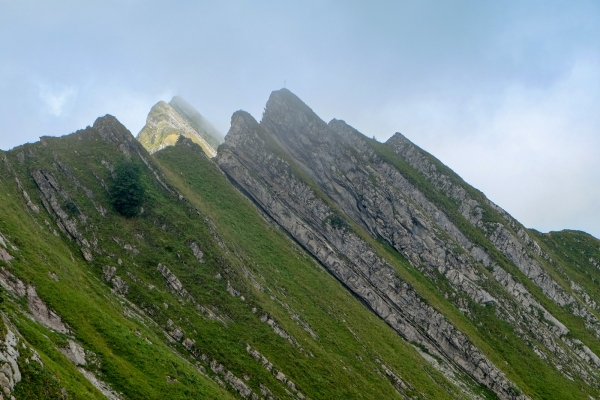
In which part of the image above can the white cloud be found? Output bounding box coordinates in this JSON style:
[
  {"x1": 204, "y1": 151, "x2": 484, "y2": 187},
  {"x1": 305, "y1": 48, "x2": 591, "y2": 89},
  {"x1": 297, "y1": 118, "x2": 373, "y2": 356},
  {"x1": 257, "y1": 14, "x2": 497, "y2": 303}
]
[{"x1": 38, "y1": 83, "x2": 77, "y2": 117}]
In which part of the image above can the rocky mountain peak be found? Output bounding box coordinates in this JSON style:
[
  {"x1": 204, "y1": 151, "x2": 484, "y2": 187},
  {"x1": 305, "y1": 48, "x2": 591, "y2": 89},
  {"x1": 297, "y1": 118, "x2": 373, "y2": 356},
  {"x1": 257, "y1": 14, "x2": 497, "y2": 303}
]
[
  {"x1": 93, "y1": 114, "x2": 132, "y2": 143},
  {"x1": 263, "y1": 89, "x2": 329, "y2": 132},
  {"x1": 169, "y1": 95, "x2": 190, "y2": 108},
  {"x1": 385, "y1": 131, "x2": 411, "y2": 147},
  {"x1": 264, "y1": 88, "x2": 308, "y2": 113},
  {"x1": 137, "y1": 97, "x2": 221, "y2": 157},
  {"x1": 169, "y1": 96, "x2": 223, "y2": 146},
  {"x1": 260, "y1": 89, "x2": 340, "y2": 169},
  {"x1": 223, "y1": 110, "x2": 261, "y2": 149},
  {"x1": 328, "y1": 118, "x2": 361, "y2": 139}
]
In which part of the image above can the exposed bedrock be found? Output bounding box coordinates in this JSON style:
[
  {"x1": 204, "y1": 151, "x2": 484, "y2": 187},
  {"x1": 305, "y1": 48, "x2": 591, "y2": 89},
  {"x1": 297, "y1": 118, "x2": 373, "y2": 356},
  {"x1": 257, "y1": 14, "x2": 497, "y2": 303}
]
[{"x1": 217, "y1": 107, "x2": 525, "y2": 399}]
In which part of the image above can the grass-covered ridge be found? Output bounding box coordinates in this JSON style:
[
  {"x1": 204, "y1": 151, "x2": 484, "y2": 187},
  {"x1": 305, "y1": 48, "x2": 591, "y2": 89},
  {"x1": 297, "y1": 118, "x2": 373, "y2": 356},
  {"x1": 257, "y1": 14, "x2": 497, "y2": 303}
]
[
  {"x1": 0, "y1": 128, "x2": 236, "y2": 399},
  {"x1": 0, "y1": 128, "x2": 267, "y2": 398},
  {"x1": 0, "y1": 116, "x2": 468, "y2": 398}
]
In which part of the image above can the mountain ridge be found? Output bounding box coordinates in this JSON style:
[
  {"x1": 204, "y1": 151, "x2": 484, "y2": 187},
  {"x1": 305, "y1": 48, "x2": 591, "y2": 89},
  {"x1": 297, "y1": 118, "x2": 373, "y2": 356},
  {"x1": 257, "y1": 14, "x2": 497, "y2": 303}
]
[
  {"x1": 0, "y1": 88, "x2": 599, "y2": 399},
  {"x1": 218, "y1": 88, "x2": 600, "y2": 398}
]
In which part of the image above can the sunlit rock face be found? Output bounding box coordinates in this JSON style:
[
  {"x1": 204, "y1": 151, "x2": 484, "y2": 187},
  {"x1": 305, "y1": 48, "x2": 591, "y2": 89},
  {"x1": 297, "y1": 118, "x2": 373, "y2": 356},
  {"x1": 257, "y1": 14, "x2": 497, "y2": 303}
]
[{"x1": 137, "y1": 96, "x2": 222, "y2": 157}]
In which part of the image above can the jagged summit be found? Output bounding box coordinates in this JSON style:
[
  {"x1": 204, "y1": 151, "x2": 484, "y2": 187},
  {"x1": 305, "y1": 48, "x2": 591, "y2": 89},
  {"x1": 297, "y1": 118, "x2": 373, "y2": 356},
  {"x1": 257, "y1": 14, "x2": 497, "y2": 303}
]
[
  {"x1": 328, "y1": 118, "x2": 364, "y2": 139},
  {"x1": 137, "y1": 96, "x2": 222, "y2": 157},
  {"x1": 263, "y1": 88, "x2": 314, "y2": 115},
  {"x1": 262, "y1": 88, "x2": 330, "y2": 134},
  {"x1": 93, "y1": 114, "x2": 134, "y2": 143},
  {"x1": 260, "y1": 90, "x2": 342, "y2": 182},
  {"x1": 223, "y1": 110, "x2": 261, "y2": 148},
  {"x1": 385, "y1": 131, "x2": 423, "y2": 152}
]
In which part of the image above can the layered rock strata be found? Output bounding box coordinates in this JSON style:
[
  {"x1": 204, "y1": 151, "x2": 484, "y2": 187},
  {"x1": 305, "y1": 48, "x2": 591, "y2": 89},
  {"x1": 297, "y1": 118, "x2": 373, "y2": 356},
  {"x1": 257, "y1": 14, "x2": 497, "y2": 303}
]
[
  {"x1": 217, "y1": 88, "x2": 600, "y2": 397},
  {"x1": 217, "y1": 107, "x2": 524, "y2": 399}
]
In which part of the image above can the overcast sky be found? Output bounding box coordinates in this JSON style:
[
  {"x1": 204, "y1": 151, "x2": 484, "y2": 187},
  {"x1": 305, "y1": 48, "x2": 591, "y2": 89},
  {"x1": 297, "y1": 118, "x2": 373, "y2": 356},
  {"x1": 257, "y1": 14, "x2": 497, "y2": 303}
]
[{"x1": 1, "y1": 0, "x2": 599, "y2": 238}]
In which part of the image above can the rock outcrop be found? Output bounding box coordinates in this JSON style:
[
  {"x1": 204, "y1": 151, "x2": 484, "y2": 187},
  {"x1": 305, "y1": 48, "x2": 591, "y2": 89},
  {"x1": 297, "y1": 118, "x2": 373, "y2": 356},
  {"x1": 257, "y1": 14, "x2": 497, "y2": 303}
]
[
  {"x1": 0, "y1": 315, "x2": 58, "y2": 400},
  {"x1": 0, "y1": 233, "x2": 13, "y2": 263},
  {"x1": 0, "y1": 268, "x2": 69, "y2": 334},
  {"x1": 0, "y1": 323, "x2": 22, "y2": 400}
]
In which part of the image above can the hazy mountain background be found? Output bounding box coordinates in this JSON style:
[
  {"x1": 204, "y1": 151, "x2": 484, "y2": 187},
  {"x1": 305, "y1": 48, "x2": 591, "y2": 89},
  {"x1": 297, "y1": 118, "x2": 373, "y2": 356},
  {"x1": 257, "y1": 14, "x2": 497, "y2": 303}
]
[{"x1": 1, "y1": 0, "x2": 599, "y2": 237}]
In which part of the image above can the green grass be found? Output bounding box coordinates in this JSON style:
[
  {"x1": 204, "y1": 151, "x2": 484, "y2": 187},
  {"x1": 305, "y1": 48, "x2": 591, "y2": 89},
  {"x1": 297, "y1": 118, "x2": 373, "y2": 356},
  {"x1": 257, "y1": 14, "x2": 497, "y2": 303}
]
[
  {"x1": 2, "y1": 114, "x2": 598, "y2": 399},
  {"x1": 0, "y1": 130, "x2": 236, "y2": 399},
  {"x1": 0, "y1": 122, "x2": 459, "y2": 399},
  {"x1": 155, "y1": 139, "x2": 467, "y2": 399}
]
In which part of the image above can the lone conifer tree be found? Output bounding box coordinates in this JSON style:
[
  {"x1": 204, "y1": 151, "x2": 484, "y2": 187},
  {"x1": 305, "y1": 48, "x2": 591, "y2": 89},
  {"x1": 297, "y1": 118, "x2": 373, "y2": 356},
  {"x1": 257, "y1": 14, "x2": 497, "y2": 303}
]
[{"x1": 111, "y1": 161, "x2": 145, "y2": 217}]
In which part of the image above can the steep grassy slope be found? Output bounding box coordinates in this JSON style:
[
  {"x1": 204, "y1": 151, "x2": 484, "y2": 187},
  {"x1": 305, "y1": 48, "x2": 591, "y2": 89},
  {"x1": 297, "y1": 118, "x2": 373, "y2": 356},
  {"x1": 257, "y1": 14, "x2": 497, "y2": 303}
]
[
  {"x1": 0, "y1": 115, "x2": 470, "y2": 399},
  {"x1": 153, "y1": 137, "x2": 467, "y2": 399},
  {"x1": 0, "y1": 133, "x2": 234, "y2": 399}
]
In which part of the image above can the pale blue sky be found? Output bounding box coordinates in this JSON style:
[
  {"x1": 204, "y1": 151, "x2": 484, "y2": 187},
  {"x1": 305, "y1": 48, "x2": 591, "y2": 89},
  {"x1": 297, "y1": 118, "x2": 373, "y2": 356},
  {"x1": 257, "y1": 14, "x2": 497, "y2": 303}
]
[{"x1": 1, "y1": 0, "x2": 599, "y2": 237}]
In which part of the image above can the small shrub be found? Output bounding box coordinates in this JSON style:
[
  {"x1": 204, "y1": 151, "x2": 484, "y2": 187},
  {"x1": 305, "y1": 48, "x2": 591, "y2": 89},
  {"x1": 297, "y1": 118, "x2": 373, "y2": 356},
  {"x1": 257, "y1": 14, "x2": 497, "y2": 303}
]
[
  {"x1": 64, "y1": 200, "x2": 79, "y2": 215},
  {"x1": 324, "y1": 213, "x2": 348, "y2": 231}
]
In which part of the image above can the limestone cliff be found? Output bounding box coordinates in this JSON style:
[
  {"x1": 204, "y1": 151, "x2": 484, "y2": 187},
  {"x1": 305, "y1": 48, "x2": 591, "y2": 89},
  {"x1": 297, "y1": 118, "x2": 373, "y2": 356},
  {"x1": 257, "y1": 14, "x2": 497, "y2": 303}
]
[{"x1": 218, "y1": 111, "x2": 524, "y2": 399}]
